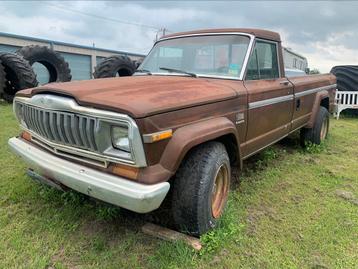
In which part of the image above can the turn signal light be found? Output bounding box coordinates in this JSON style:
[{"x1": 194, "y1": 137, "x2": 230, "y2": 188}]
[
  {"x1": 21, "y1": 131, "x2": 32, "y2": 141},
  {"x1": 111, "y1": 163, "x2": 139, "y2": 180},
  {"x1": 143, "y1": 129, "x2": 173, "y2": 143}
]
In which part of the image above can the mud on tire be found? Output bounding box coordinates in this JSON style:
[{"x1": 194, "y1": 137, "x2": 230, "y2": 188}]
[
  {"x1": 93, "y1": 55, "x2": 136, "y2": 78},
  {"x1": 0, "y1": 52, "x2": 38, "y2": 103},
  {"x1": 172, "y1": 141, "x2": 231, "y2": 237},
  {"x1": 17, "y1": 45, "x2": 72, "y2": 83},
  {"x1": 300, "y1": 106, "x2": 329, "y2": 146}
]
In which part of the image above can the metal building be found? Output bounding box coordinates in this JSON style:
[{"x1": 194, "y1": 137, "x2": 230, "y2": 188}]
[{"x1": 0, "y1": 32, "x2": 145, "y2": 84}]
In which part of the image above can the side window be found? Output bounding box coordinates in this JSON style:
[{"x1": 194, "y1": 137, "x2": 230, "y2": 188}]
[
  {"x1": 245, "y1": 40, "x2": 280, "y2": 80},
  {"x1": 246, "y1": 48, "x2": 259, "y2": 80}
]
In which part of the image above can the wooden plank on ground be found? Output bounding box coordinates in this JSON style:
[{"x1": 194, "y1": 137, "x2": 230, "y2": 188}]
[{"x1": 141, "y1": 223, "x2": 202, "y2": 251}]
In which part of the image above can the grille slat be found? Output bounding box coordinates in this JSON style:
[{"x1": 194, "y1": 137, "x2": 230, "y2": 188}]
[
  {"x1": 42, "y1": 111, "x2": 53, "y2": 140},
  {"x1": 49, "y1": 112, "x2": 61, "y2": 142},
  {"x1": 37, "y1": 110, "x2": 46, "y2": 137},
  {"x1": 20, "y1": 104, "x2": 98, "y2": 152},
  {"x1": 70, "y1": 115, "x2": 83, "y2": 147},
  {"x1": 79, "y1": 117, "x2": 89, "y2": 148},
  {"x1": 22, "y1": 106, "x2": 30, "y2": 129},
  {"x1": 32, "y1": 107, "x2": 41, "y2": 136},
  {"x1": 64, "y1": 115, "x2": 75, "y2": 145},
  {"x1": 26, "y1": 106, "x2": 35, "y2": 132},
  {"x1": 56, "y1": 114, "x2": 68, "y2": 143},
  {"x1": 86, "y1": 118, "x2": 97, "y2": 150}
]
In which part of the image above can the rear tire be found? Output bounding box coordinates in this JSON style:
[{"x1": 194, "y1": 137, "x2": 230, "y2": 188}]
[
  {"x1": 300, "y1": 106, "x2": 329, "y2": 146},
  {"x1": 172, "y1": 141, "x2": 231, "y2": 236}
]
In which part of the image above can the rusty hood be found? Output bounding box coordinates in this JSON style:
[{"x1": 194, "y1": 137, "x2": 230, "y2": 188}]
[{"x1": 17, "y1": 76, "x2": 238, "y2": 118}]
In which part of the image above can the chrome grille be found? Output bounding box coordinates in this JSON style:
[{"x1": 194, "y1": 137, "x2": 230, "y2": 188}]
[{"x1": 20, "y1": 104, "x2": 98, "y2": 151}]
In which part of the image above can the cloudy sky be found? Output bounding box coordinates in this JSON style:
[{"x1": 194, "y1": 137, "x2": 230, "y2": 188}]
[{"x1": 0, "y1": 1, "x2": 357, "y2": 73}]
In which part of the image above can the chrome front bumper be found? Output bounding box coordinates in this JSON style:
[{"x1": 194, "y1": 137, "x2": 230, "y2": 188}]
[{"x1": 8, "y1": 137, "x2": 170, "y2": 213}]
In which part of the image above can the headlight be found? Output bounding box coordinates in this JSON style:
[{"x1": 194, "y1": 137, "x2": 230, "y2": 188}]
[{"x1": 111, "y1": 125, "x2": 130, "y2": 152}]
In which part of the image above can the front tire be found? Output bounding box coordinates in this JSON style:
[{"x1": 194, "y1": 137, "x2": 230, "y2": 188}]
[
  {"x1": 172, "y1": 141, "x2": 230, "y2": 236},
  {"x1": 300, "y1": 106, "x2": 330, "y2": 146}
]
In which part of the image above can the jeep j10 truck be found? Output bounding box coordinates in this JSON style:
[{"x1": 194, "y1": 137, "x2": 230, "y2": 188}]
[{"x1": 9, "y1": 28, "x2": 336, "y2": 236}]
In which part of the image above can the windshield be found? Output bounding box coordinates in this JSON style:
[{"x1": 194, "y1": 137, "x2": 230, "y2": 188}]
[{"x1": 139, "y1": 35, "x2": 251, "y2": 79}]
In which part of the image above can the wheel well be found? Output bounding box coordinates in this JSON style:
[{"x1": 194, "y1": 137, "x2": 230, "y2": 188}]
[
  {"x1": 176, "y1": 133, "x2": 240, "y2": 175},
  {"x1": 320, "y1": 97, "x2": 329, "y2": 110},
  {"x1": 215, "y1": 133, "x2": 239, "y2": 166}
]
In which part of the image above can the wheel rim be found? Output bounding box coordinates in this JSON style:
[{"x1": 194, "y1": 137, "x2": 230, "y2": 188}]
[
  {"x1": 211, "y1": 163, "x2": 230, "y2": 219},
  {"x1": 320, "y1": 117, "x2": 328, "y2": 140}
]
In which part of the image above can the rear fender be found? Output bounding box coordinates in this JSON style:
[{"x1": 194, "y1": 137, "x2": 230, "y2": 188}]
[{"x1": 306, "y1": 90, "x2": 329, "y2": 128}]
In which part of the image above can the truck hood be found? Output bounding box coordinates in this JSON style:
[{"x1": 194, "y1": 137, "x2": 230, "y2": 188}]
[{"x1": 17, "y1": 76, "x2": 238, "y2": 118}]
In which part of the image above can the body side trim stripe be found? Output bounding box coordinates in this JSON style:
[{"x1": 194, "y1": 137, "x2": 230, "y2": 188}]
[
  {"x1": 248, "y1": 84, "x2": 336, "y2": 109},
  {"x1": 294, "y1": 84, "x2": 337, "y2": 98},
  {"x1": 249, "y1": 95, "x2": 293, "y2": 109}
]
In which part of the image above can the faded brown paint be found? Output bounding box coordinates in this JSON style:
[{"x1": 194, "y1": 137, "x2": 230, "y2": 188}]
[
  {"x1": 15, "y1": 29, "x2": 337, "y2": 185},
  {"x1": 17, "y1": 76, "x2": 238, "y2": 119}
]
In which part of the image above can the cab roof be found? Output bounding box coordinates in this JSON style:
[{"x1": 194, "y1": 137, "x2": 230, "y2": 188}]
[{"x1": 161, "y1": 28, "x2": 281, "y2": 42}]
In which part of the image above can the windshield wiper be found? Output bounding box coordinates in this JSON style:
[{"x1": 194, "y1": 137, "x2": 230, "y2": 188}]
[
  {"x1": 135, "y1": 69, "x2": 152, "y2": 75},
  {"x1": 159, "y1": 67, "x2": 197, "y2": 78}
]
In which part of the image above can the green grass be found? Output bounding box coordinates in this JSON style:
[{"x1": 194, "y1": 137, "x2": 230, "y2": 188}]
[{"x1": 1, "y1": 100, "x2": 357, "y2": 269}]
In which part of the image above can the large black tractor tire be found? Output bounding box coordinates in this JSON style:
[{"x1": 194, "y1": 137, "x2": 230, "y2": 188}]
[
  {"x1": 0, "y1": 52, "x2": 38, "y2": 103},
  {"x1": 330, "y1": 65, "x2": 358, "y2": 92},
  {"x1": 0, "y1": 60, "x2": 5, "y2": 99},
  {"x1": 172, "y1": 141, "x2": 231, "y2": 237},
  {"x1": 17, "y1": 45, "x2": 72, "y2": 83},
  {"x1": 300, "y1": 106, "x2": 330, "y2": 146},
  {"x1": 133, "y1": 59, "x2": 143, "y2": 69},
  {"x1": 93, "y1": 55, "x2": 136, "y2": 78}
]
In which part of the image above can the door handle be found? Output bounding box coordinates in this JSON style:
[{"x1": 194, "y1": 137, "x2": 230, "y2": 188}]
[
  {"x1": 280, "y1": 81, "x2": 290, "y2": 86},
  {"x1": 296, "y1": 98, "x2": 301, "y2": 110}
]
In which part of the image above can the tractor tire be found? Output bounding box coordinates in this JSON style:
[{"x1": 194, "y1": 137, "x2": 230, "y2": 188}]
[
  {"x1": 0, "y1": 52, "x2": 38, "y2": 103},
  {"x1": 93, "y1": 55, "x2": 136, "y2": 78},
  {"x1": 330, "y1": 65, "x2": 358, "y2": 92},
  {"x1": 300, "y1": 106, "x2": 329, "y2": 146},
  {"x1": 133, "y1": 59, "x2": 143, "y2": 69},
  {"x1": 172, "y1": 141, "x2": 231, "y2": 236},
  {"x1": 0, "y1": 60, "x2": 5, "y2": 99},
  {"x1": 17, "y1": 45, "x2": 71, "y2": 83}
]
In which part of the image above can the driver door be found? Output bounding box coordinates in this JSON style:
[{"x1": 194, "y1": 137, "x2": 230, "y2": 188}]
[{"x1": 242, "y1": 39, "x2": 294, "y2": 157}]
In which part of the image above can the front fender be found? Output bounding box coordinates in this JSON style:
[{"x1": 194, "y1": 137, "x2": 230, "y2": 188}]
[
  {"x1": 160, "y1": 117, "x2": 241, "y2": 173},
  {"x1": 137, "y1": 117, "x2": 242, "y2": 184}
]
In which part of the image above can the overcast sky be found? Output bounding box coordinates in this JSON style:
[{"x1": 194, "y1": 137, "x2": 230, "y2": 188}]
[{"x1": 0, "y1": 1, "x2": 357, "y2": 73}]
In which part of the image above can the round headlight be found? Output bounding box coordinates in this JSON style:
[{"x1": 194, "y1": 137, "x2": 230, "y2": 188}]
[{"x1": 111, "y1": 126, "x2": 130, "y2": 152}]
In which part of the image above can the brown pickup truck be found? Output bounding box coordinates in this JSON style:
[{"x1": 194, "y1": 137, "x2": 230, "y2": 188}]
[{"x1": 9, "y1": 28, "x2": 336, "y2": 236}]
